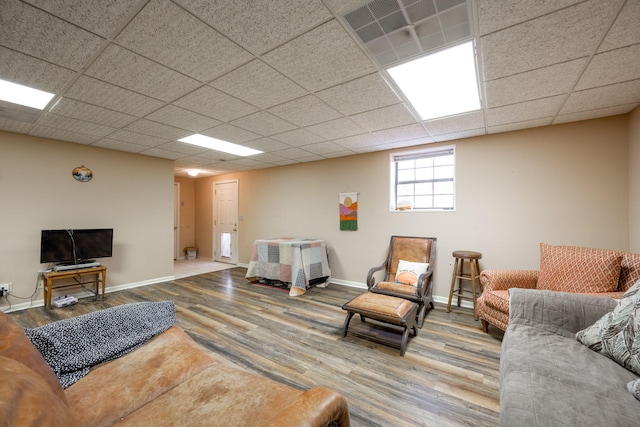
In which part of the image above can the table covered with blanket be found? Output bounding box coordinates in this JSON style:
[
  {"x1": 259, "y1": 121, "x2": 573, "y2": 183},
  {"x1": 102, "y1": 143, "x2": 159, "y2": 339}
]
[{"x1": 245, "y1": 238, "x2": 331, "y2": 296}]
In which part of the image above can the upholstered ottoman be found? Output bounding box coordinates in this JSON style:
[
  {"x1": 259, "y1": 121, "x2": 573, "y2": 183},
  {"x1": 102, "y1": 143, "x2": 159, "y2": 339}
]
[{"x1": 342, "y1": 293, "x2": 418, "y2": 356}]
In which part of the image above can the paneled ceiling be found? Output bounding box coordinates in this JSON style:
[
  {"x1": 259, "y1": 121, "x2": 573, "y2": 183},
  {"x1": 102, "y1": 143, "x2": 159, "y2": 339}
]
[{"x1": 1, "y1": 0, "x2": 638, "y2": 177}]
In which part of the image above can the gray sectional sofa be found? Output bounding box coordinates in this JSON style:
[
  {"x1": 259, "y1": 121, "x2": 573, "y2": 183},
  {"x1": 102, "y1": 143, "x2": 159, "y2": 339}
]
[{"x1": 500, "y1": 288, "x2": 640, "y2": 426}]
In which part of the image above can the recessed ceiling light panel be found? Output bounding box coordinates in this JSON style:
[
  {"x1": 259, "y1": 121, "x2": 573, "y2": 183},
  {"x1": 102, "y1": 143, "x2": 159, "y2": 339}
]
[
  {"x1": 0, "y1": 79, "x2": 55, "y2": 110},
  {"x1": 178, "y1": 134, "x2": 263, "y2": 157}
]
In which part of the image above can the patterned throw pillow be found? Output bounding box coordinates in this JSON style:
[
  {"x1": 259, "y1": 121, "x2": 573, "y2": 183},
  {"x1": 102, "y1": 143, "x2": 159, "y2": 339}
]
[
  {"x1": 537, "y1": 243, "x2": 623, "y2": 293},
  {"x1": 628, "y1": 379, "x2": 640, "y2": 401},
  {"x1": 576, "y1": 280, "x2": 640, "y2": 375},
  {"x1": 395, "y1": 260, "x2": 429, "y2": 287}
]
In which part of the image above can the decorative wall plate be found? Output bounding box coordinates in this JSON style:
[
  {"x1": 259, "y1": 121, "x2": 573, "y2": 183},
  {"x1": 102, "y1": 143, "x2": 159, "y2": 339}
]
[{"x1": 72, "y1": 165, "x2": 92, "y2": 182}]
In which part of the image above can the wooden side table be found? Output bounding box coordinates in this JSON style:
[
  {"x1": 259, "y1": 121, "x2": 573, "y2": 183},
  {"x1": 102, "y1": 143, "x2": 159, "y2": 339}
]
[{"x1": 43, "y1": 266, "x2": 107, "y2": 308}]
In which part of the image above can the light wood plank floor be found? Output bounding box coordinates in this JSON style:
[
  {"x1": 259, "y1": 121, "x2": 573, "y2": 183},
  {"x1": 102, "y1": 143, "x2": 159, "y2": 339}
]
[{"x1": 9, "y1": 267, "x2": 504, "y2": 427}]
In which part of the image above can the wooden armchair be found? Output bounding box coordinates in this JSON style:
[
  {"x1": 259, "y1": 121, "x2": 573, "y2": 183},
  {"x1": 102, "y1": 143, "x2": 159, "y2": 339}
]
[{"x1": 367, "y1": 236, "x2": 436, "y2": 328}]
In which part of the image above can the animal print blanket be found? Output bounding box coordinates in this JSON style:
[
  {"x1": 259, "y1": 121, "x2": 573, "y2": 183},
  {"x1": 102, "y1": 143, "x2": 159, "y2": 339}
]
[{"x1": 24, "y1": 301, "x2": 176, "y2": 388}]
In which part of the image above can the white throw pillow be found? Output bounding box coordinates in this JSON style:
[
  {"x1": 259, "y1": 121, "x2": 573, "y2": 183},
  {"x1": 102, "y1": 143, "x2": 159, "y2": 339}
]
[{"x1": 395, "y1": 260, "x2": 429, "y2": 287}]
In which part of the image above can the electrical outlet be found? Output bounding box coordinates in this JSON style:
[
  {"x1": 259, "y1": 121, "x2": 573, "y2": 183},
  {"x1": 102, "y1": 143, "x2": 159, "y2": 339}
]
[{"x1": 0, "y1": 283, "x2": 10, "y2": 295}]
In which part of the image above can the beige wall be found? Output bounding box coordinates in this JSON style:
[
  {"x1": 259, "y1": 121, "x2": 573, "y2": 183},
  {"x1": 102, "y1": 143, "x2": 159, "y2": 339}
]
[
  {"x1": 174, "y1": 177, "x2": 196, "y2": 257},
  {"x1": 630, "y1": 107, "x2": 640, "y2": 252},
  {"x1": 194, "y1": 116, "x2": 631, "y2": 300},
  {"x1": 0, "y1": 131, "x2": 175, "y2": 311}
]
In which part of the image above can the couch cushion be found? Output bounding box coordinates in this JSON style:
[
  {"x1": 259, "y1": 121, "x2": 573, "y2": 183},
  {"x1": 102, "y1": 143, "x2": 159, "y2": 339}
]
[
  {"x1": 537, "y1": 243, "x2": 623, "y2": 293},
  {"x1": 0, "y1": 311, "x2": 67, "y2": 405},
  {"x1": 576, "y1": 280, "x2": 640, "y2": 375},
  {"x1": 619, "y1": 252, "x2": 640, "y2": 292},
  {"x1": 65, "y1": 326, "x2": 217, "y2": 427},
  {"x1": 0, "y1": 356, "x2": 78, "y2": 427}
]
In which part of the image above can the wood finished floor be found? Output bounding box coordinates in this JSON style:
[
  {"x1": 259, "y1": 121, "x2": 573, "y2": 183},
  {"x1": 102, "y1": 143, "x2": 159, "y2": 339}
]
[{"x1": 9, "y1": 267, "x2": 504, "y2": 427}]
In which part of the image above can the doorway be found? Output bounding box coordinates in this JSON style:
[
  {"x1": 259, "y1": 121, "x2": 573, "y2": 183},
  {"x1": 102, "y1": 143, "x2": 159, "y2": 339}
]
[
  {"x1": 173, "y1": 182, "x2": 180, "y2": 260},
  {"x1": 213, "y1": 180, "x2": 238, "y2": 264}
]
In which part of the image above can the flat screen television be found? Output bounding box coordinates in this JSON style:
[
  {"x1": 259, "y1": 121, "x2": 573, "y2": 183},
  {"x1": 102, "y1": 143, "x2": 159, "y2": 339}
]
[{"x1": 40, "y1": 229, "x2": 113, "y2": 264}]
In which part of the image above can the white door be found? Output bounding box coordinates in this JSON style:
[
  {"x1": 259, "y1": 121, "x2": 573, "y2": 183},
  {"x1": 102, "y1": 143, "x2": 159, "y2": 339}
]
[
  {"x1": 214, "y1": 180, "x2": 238, "y2": 264},
  {"x1": 174, "y1": 182, "x2": 180, "y2": 260}
]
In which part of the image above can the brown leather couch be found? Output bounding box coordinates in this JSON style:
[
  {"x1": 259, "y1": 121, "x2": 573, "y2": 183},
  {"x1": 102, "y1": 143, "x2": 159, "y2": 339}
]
[{"x1": 0, "y1": 310, "x2": 350, "y2": 427}]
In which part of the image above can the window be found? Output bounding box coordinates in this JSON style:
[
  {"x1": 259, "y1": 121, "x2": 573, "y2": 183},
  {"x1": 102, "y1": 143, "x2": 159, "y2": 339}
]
[{"x1": 390, "y1": 146, "x2": 455, "y2": 211}]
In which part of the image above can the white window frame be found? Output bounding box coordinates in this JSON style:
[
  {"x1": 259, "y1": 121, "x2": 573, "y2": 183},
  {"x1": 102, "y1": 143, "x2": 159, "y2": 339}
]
[{"x1": 389, "y1": 145, "x2": 456, "y2": 212}]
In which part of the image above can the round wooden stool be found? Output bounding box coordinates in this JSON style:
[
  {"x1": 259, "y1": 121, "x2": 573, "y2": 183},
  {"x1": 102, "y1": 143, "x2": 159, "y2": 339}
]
[{"x1": 447, "y1": 250, "x2": 482, "y2": 320}]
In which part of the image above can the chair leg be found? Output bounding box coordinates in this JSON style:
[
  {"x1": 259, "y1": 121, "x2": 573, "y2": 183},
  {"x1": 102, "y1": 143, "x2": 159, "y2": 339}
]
[
  {"x1": 417, "y1": 303, "x2": 426, "y2": 328},
  {"x1": 342, "y1": 312, "x2": 355, "y2": 337},
  {"x1": 400, "y1": 326, "x2": 409, "y2": 356},
  {"x1": 481, "y1": 319, "x2": 489, "y2": 333},
  {"x1": 447, "y1": 258, "x2": 459, "y2": 312}
]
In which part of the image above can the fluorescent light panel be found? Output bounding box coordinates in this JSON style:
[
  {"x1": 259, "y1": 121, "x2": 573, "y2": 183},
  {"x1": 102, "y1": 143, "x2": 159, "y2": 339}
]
[
  {"x1": 178, "y1": 134, "x2": 262, "y2": 157},
  {"x1": 0, "y1": 79, "x2": 55, "y2": 110},
  {"x1": 387, "y1": 41, "x2": 481, "y2": 121}
]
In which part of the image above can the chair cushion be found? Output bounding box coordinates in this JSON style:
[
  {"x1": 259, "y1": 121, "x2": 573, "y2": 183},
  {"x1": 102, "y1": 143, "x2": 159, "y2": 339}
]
[
  {"x1": 374, "y1": 281, "x2": 419, "y2": 297},
  {"x1": 394, "y1": 260, "x2": 428, "y2": 286},
  {"x1": 537, "y1": 243, "x2": 623, "y2": 293},
  {"x1": 481, "y1": 290, "x2": 510, "y2": 312},
  {"x1": 0, "y1": 356, "x2": 79, "y2": 427}
]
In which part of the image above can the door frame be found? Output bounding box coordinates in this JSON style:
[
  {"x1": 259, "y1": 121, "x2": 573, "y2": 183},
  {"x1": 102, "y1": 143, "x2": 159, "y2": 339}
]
[
  {"x1": 213, "y1": 179, "x2": 239, "y2": 264},
  {"x1": 174, "y1": 182, "x2": 181, "y2": 260}
]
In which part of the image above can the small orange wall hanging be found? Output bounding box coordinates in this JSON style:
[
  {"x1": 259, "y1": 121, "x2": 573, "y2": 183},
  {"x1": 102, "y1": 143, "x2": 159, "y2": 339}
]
[{"x1": 339, "y1": 192, "x2": 358, "y2": 231}]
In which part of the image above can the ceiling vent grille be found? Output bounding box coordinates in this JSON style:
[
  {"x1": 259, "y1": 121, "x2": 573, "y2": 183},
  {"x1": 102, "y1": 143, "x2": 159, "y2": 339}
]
[{"x1": 343, "y1": 0, "x2": 471, "y2": 67}]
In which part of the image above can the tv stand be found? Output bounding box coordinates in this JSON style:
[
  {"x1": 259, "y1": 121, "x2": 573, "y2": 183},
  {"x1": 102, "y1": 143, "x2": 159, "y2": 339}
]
[
  {"x1": 43, "y1": 266, "x2": 107, "y2": 308},
  {"x1": 53, "y1": 260, "x2": 100, "y2": 272}
]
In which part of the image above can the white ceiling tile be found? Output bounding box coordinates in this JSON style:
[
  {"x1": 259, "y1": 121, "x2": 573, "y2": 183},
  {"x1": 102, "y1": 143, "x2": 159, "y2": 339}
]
[
  {"x1": 29, "y1": 125, "x2": 100, "y2": 145},
  {"x1": 174, "y1": 86, "x2": 259, "y2": 122},
  {"x1": 334, "y1": 133, "x2": 383, "y2": 149},
  {"x1": 316, "y1": 73, "x2": 402, "y2": 116},
  {"x1": 243, "y1": 138, "x2": 292, "y2": 153},
  {"x1": 124, "y1": 119, "x2": 192, "y2": 140},
  {"x1": 576, "y1": 44, "x2": 640, "y2": 91},
  {"x1": 273, "y1": 147, "x2": 318, "y2": 159},
  {"x1": 271, "y1": 129, "x2": 325, "y2": 146},
  {"x1": 86, "y1": 44, "x2": 201, "y2": 102},
  {"x1": 0, "y1": 119, "x2": 35, "y2": 134},
  {"x1": 51, "y1": 99, "x2": 137, "y2": 128},
  {"x1": 486, "y1": 95, "x2": 565, "y2": 127},
  {"x1": 175, "y1": 0, "x2": 332, "y2": 55},
  {"x1": 371, "y1": 123, "x2": 430, "y2": 143},
  {"x1": 192, "y1": 150, "x2": 240, "y2": 162},
  {"x1": 322, "y1": 150, "x2": 356, "y2": 158},
  {"x1": 92, "y1": 138, "x2": 148, "y2": 153},
  {"x1": 230, "y1": 111, "x2": 296, "y2": 136},
  {"x1": 36, "y1": 113, "x2": 116, "y2": 137},
  {"x1": 350, "y1": 104, "x2": 416, "y2": 132},
  {"x1": 599, "y1": 0, "x2": 640, "y2": 52},
  {"x1": 301, "y1": 141, "x2": 349, "y2": 155},
  {"x1": 116, "y1": 0, "x2": 252, "y2": 82},
  {"x1": 432, "y1": 128, "x2": 486, "y2": 142},
  {"x1": 0, "y1": 46, "x2": 77, "y2": 94},
  {"x1": 1, "y1": 0, "x2": 104, "y2": 70},
  {"x1": 554, "y1": 103, "x2": 639, "y2": 125},
  {"x1": 561, "y1": 79, "x2": 640, "y2": 114},
  {"x1": 139, "y1": 147, "x2": 185, "y2": 160},
  {"x1": 487, "y1": 118, "x2": 553, "y2": 134},
  {"x1": 107, "y1": 129, "x2": 169, "y2": 147},
  {"x1": 485, "y1": 59, "x2": 587, "y2": 108},
  {"x1": 225, "y1": 157, "x2": 271, "y2": 168},
  {"x1": 263, "y1": 20, "x2": 377, "y2": 92},
  {"x1": 480, "y1": 0, "x2": 616, "y2": 80},
  {"x1": 306, "y1": 117, "x2": 365, "y2": 139},
  {"x1": 23, "y1": 0, "x2": 141, "y2": 38},
  {"x1": 37, "y1": 113, "x2": 117, "y2": 138},
  {"x1": 201, "y1": 124, "x2": 260, "y2": 144},
  {"x1": 268, "y1": 95, "x2": 342, "y2": 127},
  {"x1": 145, "y1": 105, "x2": 221, "y2": 132},
  {"x1": 250, "y1": 152, "x2": 290, "y2": 163},
  {"x1": 423, "y1": 110, "x2": 486, "y2": 135},
  {"x1": 210, "y1": 60, "x2": 308, "y2": 109},
  {"x1": 477, "y1": 0, "x2": 583, "y2": 35},
  {"x1": 65, "y1": 76, "x2": 164, "y2": 117}
]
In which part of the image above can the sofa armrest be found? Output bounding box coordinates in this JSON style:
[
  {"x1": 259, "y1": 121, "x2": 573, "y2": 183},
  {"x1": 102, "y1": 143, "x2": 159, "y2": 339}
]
[
  {"x1": 261, "y1": 387, "x2": 350, "y2": 427},
  {"x1": 479, "y1": 269, "x2": 539, "y2": 291},
  {"x1": 508, "y1": 288, "x2": 618, "y2": 338}
]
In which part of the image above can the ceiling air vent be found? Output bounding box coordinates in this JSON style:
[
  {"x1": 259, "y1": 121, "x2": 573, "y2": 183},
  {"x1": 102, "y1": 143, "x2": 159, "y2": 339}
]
[
  {"x1": 0, "y1": 100, "x2": 40, "y2": 123},
  {"x1": 343, "y1": 0, "x2": 471, "y2": 67}
]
